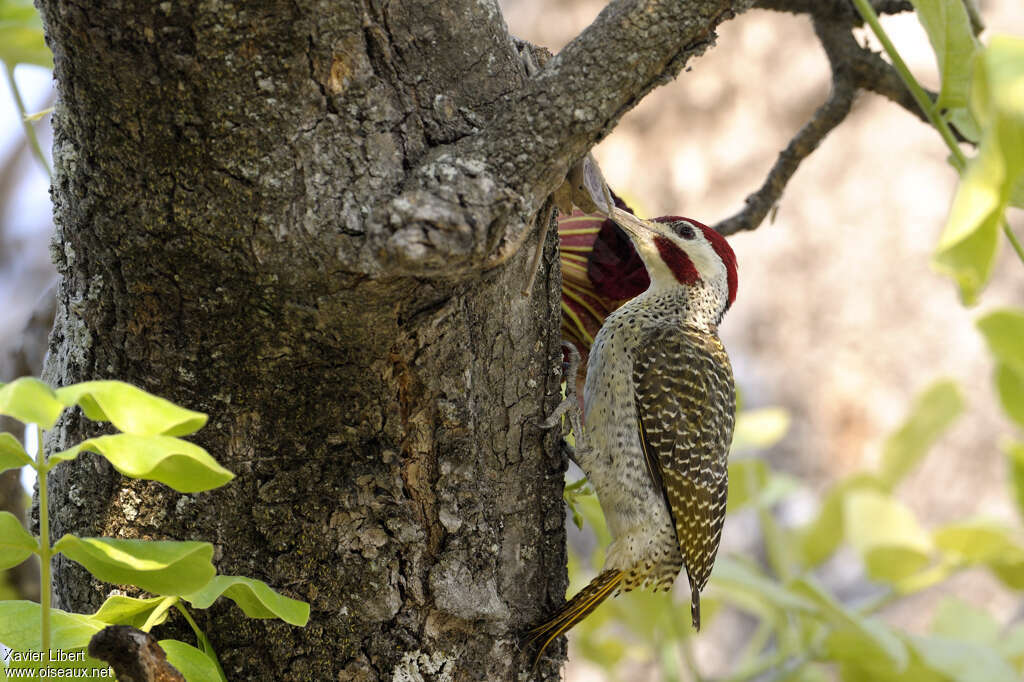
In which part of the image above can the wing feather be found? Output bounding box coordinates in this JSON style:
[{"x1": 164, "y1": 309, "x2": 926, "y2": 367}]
[{"x1": 633, "y1": 325, "x2": 735, "y2": 593}]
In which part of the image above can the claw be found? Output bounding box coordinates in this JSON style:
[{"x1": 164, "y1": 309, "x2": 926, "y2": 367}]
[{"x1": 538, "y1": 341, "x2": 588, "y2": 465}]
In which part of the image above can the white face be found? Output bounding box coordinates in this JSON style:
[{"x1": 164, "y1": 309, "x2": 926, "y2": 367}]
[{"x1": 610, "y1": 208, "x2": 729, "y2": 302}]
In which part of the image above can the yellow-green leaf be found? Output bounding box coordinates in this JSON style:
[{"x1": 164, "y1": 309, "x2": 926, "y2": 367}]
[
  {"x1": 731, "y1": 408, "x2": 791, "y2": 452},
  {"x1": 995, "y1": 365, "x2": 1024, "y2": 428},
  {"x1": 0, "y1": 601, "x2": 102, "y2": 651},
  {"x1": 55, "y1": 434, "x2": 233, "y2": 493},
  {"x1": 909, "y1": 0, "x2": 980, "y2": 109},
  {"x1": 797, "y1": 474, "x2": 882, "y2": 567},
  {"x1": 91, "y1": 595, "x2": 173, "y2": 630},
  {"x1": 158, "y1": 640, "x2": 221, "y2": 682},
  {"x1": 183, "y1": 575, "x2": 309, "y2": 626},
  {"x1": 791, "y1": 577, "x2": 908, "y2": 670},
  {"x1": 977, "y1": 309, "x2": 1024, "y2": 374},
  {"x1": 1009, "y1": 443, "x2": 1024, "y2": 522},
  {"x1": 909, "y1": 635, "x2": 1019, "y2": 682},
  {"x1": 53, "y1": 536, "x2": 216, "y2": 596},
  {"x1": 933, "y1": 136, "x2": 1004, "y2": 305},
  {"x1": 843, "y1": 490, "x2": 932, "y2": 584},
  {"x1": 712, "y1": 557, "x2": 819, "y2": 615},
  {"x1": 878, "y1": 380, "x2": 963, "y2": 490},
  {"x1": 934, "y1": 519, "x2": 1024, "y2": 589},
  {"x1": 0, "y1": 432, "x2": 33, "y2": 473},
  {"x1": 0, "y1": 377, "x2": 64, "y2": 429},
  {"x1": 0, "y1": 511, "x2": 36, "y2": 569},
  {"x1": 56, "y1": 381, "x2": 207, "y2": 436},
  {"x1": 0, "y1": 0, "x2": 51, "y2": 68},
  {"x1": 931, "y1": 597, "x2": 1000, "y2": 645}
]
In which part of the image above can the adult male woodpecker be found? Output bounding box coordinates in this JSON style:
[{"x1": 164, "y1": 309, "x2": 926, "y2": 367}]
[{"x1": 529, "y1": 206, "x2": 738, "y2": 662}]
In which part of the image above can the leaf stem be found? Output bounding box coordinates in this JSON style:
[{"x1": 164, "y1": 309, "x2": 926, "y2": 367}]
[
  {"x1": 1003, "y1": 220, "x2": 1024, "y2": 264},
  {"x1": 36, "y1": 423, "x2": 51, "y2": 656},
  {"x1": 174, "y1": 602, "x2": 228, "y2": 682},
  {"x1": 3, "y1": 62, "x2": 51, "y2": 178},
  {"x1": 850, "y1": 0, "x2": 967, "y2": 171}
]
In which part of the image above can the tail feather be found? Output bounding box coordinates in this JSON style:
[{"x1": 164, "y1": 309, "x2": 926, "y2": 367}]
[
  {"x1": 690, "y1": 581, "x2": 701, "y2": 632},
  {"x1": 525, "y1": 569, "x2": 624, "y2": 667}
]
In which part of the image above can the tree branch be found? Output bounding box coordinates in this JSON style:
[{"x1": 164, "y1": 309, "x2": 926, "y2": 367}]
[
  {"x1": 377, "y1": 0, "x2": 746, "y2": 276},
  {"x1": 714, "y1": 71, "x2": 855, "y2": 236},
  {"x1": 713, "y1": 2, "x2": 963, "y2": 235},
  {"x1": 754, "y1": 0, "x2": 912, "y2": 24}
]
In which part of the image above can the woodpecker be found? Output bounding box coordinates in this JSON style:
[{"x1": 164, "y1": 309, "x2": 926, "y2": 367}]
[{"x1": 530, "y1": 206, "x2": 738, "y2": 662}]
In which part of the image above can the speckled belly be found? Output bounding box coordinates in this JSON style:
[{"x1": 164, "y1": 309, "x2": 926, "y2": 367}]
[{"x1": 579, "y1": 317, "x2": 680, "y2": 581}]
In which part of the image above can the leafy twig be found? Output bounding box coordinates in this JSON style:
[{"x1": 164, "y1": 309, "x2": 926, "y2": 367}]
[
  {"x1": 3, "y1": 63, "x2": 51, "y2": 178},
  {"x1": 849, "y1": 0, "x2": 967, "y2": 171}
]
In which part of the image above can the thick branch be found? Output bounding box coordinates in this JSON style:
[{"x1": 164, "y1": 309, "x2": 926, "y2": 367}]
[
  {"x1": 754, "y1": 0, "x2": 912, "y2": 23},
  {"x1": 378, "y1": 0, "x2": 746, "y2": 276}
]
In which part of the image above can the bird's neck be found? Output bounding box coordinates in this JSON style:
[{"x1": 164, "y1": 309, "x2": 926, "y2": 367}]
[{"x1": 626, "y1": 283, "x2": 723, "y2": 334}]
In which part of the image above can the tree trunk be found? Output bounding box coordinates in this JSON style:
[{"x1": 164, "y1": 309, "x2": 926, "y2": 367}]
[
  {"x1": 36, "y1": 1, "x2": 568, "y2": 678},
  {"x1": 35, "y1": 0, "x2": 735, "y2": 677}
]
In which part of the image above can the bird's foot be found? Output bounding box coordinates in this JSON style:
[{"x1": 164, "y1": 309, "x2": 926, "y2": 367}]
[{"x1": 539, "y1": 341, "x2": 588, "y2": 462}]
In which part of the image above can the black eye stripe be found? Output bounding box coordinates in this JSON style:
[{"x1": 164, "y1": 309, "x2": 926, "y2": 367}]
[{"x1": 673, "y1": 221, "x2": 696, "y2": 240}]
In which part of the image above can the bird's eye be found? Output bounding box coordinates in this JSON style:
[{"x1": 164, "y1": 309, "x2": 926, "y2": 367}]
[{"x1": 673, "y1": 221, "x2": 696, "y2": 240}]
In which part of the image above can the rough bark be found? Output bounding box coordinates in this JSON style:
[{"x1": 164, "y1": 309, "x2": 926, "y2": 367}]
[{"x1": 34, "y1": 0, "x2": 740, "y2": 679}]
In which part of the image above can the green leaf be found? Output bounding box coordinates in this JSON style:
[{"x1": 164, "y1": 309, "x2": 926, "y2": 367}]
[
  {"x1": 909, "y1": 0, "x2": 980, "y2": 109},
  {"x1": 910, "y1": 634, "x2": 1020, "y2": 682},
  {"x1": 0, "y1": 431, "x2": 33, "y2": 473},
  {"x1": 878, "y1": 380, "x2": 963, "y2": 490},
  {"x1": 972, "y1": 35, "x2": 1024, "y2": 135},
  {"x1": 1008, "y1": 443, "x2": 1024, "y2": 521},
  {"x1": 977, "y1": 309, "x2": 1024, "y2": 375},
  {"x1": 53, "y1": 536, "x2": 216, "y2": 596},
  {"x1": 711, "y1": 557, "x2": 819, "y2": 615},
  {"x1": 797, "y1": 474, "x2": 882, "y2": 567},
  {"x1": 791, "y1": 577, "x2": 908, "y2": 670},
  {"x1": 998, "y1": 624, "x2": 1024, "y2": 670},
  {"x1": 0, "y1": 510, "x2": 36, "y2": 569},
  {"x1": 183, "y1": 575, "x2": 310, "y2": 626},
  {"x1": 995, "y1": 364, "x2": 1024, "y2": 427},
  {"x1": 938, "y1": 36, "x2": 1024, "y2": 301},
  {"x1": 731, "y1": 407, "x2": 791, "y2": 452},
  {"x1": 934, "y1": 520, "x2": 1016, "y2": 562},
  {"x1": 0, "y1": 377, "x2": 64, "y2": 429},
  {"x1": 931, "y1": 597, "x2": 1000, "y2": 645},
  {"x1": 727, "y1": 458, "x2": 767, "y2": 513},
  {"x1": 825, "y1": 622, "x2": 908, "y2": 677},
  {"x1": 91, "y1": 595, "x2": 173, "y2": 630},
  {"x1": 0, "y1": 601, "x2": 101, "y2": 650},
  {"x1": 843, "y1": 490, "x2": 932, "y2": 584},
  {"x1": 0, "y1": 0, "x2": 51, "y2": 68},
  {"x1": 157, "y1": 640, "x2": 222, "y2": 682},
  {"x1": 934, "y1": 520, "x2": 1024, "y2": 589},
  {"x1": 54, "y1": 434, "x2": 234, "y2": 492},
  {"x1": 948, "y1": 106, "x2": 982, "y2": 143},
  {"x1": 933, "y1": 138, "x2": 1004, "y2": 304},
  {"x1": 56, "y1": 381, "x2": 208, "y2": 436}
]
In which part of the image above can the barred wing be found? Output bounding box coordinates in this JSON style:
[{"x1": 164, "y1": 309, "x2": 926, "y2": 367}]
[{"x1": 633, "y1": 325, "x2": 735, "y2": 593}]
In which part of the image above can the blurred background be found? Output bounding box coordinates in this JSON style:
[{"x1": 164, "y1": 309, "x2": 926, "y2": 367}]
[
  {"x1": 2, "y1": 1, "x2": 1023, "y2": 680},
  {"x1": 500, "y1": 1, "x2": 1024, "y2": 680}
]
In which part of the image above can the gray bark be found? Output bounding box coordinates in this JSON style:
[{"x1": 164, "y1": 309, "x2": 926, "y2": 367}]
[{"x1": 34, "y1": 0, "x2": 737, "y2": 678}]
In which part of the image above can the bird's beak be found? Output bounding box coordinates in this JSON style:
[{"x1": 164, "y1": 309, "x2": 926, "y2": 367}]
[{"x1": 610, "y1": 206, "x2": 661, "y2": 242}]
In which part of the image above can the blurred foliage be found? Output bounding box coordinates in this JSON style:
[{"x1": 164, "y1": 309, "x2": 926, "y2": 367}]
[
  {"x1": 564, "y1": 379, "x2": 1024, "y2": 680},
  {"x1": 0, "y1": 0, "x2": 52, "y2": 176},
  {"x1": 0, "y1": 0, "x2": 50, "y2": 69},
  {"x1": 563, "y1": 3, "x2": 1024, "y2": 679}
]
